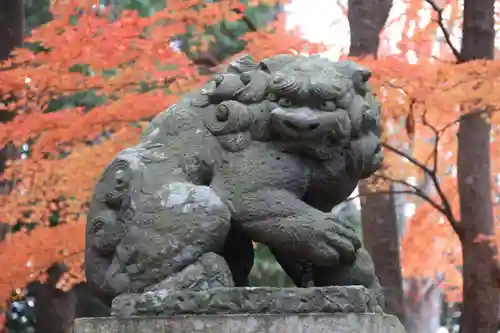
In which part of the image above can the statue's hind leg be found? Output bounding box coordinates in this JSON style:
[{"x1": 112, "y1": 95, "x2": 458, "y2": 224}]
[
  {"x1": 271, "y1": 247, "x2": 315, "y2": 288},
  {"x1": 219, "y1": 221, "x2": 255, "y2": 287}
]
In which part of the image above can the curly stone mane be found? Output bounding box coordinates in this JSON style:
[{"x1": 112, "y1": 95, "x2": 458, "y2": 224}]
[{"x1": 189, "y1": 54, "x2": 383, "y2": 179}]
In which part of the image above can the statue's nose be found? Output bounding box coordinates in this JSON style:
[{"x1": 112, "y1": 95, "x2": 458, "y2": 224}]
[{"x1": 271, "y1": 108, "x2": 320, "y2": 132}]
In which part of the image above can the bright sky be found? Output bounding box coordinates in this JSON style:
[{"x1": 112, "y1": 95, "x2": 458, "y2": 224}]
[
  {"x1": 284, "y1": 0, "x2": 409, "y2": 59},
  {"x1": 283, "y1": 0, "x2": 490, "y2": 62},
  {"x1": 285, "y1": 0, "x2": 351, "y2": 59}
]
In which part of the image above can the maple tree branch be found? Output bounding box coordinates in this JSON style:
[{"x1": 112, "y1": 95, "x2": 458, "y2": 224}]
[
  {"x1": 421, "y1": 275, "x2": 443, "y2": 300},
  {"x1": 424, "y1": 0, "x2": 462, "y2": 62},
  {"x1": 413, "y1": 49, "x2": 456, "y2": 64},
  {"x1": 438, "y1": 118, "x2": 460, "y2": 135},
  {"x1": 418, "y1": 112, "x2": 463, "y2": 236},
  {"x1": 438, "y1": 108, "x2": 500, "y2": 135},
  {"x1": 232, "y1": 7, "x2": 257, "y2": 32},
  {"x1": 335, "y1": 0, "x2": 348, "y2": 17},
  {"x1": 344, "y1": 189, "x2": 422, "y2": 202},
  {"x1": 382, "y1": 143, "x2": 431, "y2": 174},
  {"x1": 382, "y1": 143, "x2": 462, "y2": 237},
  {"x1": 381, "y1": 80, "x2": 409, "y2": 96},
  {"x1": 406, "y1": 275, "x2": 445, "y2": 305},
  {"x1": 421, "y1": 107, "x2": 439, "y2": 173},
  {"x1": 372, "y1": 173, "x2": 447, "y2": 216}
]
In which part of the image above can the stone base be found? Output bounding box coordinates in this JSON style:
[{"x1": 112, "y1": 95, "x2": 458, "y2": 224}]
[
  {"x1": 111, "y1": 286, "x2": 382, "y2": 316},
  {"x1": 74, "y1": 313, "x2": 406, "y2": 333}
]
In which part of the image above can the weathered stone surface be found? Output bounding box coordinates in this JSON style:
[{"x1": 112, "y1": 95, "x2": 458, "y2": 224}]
[
  {"x1": 74, "y1": 313, "x2": 407, "y2": 333},
  {"x1": 84, "y1": 53, "x2": 386, "y2": 307},
  {"x1": 111, "y1": 286, "x2": 382, "y2": 317},
  {"x1": 112, "y1": 252, "x2": 234, "y2": 316},
  {"x1": 145, "y1": 252, "x2": 234, "y2": 292}
]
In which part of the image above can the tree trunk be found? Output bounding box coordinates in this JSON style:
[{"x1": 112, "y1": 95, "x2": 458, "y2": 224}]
[
  {"x1": 0, "y1": 0, "x2": 24, "y2": 60},
  {"x1": 457, "y1": 1, "x2": 498, "y2": 332},
  {"x1": 34, "y1": 264, "x2": 77, "y2": 333},
  {"x1": 35, "y1": 286, "x2": 77, "y2": 333},
  {"x1": 358, "y1": 185, "x2": 405, "y2": 322},
  {"x1": 347, "y1": 0, "x2": 392, "y2": 58},
  {"x1": 1, "y1": 3, "x2": 80, "y2": 332},
  {"x1": 458, "y1": 113, "x2": 497, "y2": 333},
  {"x1": 0, "y1": 0, "x2": 24, "y2": 192},
  {"x1": 347, "y1": 0, "x2": 405, "y2": 324}
]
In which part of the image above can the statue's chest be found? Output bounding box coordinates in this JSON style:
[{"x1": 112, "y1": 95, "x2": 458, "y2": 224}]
[
  {"x1": 303, "y1": 160, "x2": 359, "y2": 211},
  {"x1": 215, "y1": 142, "x2": 311, "y2": 197}
]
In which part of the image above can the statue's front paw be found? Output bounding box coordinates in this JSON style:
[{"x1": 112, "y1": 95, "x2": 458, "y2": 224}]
[
  {"x1": 303, "y1": 216, "x2": 361, "y2": 267},
  {"x1": 312, "y1": 247, "x2": 377, "y2": 289},
  {"x1": 349, "y1": 248, "x2": 377, "y2": 288}
]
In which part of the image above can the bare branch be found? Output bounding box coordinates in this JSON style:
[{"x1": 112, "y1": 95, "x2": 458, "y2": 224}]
[
  {"x1": 382, "y1": 142, "x2": 463, "y2": 237},
  {"x1": 373, "y1": 174, "x2": 447, "y2": 216},
  {"x1": 424, "y1": 0, "x2": 462, "y2": 61},
  {"x1": 421, "y1": 107, "x2": 440, "y2": 172},
  {"x1": 344, "y1": 189, "x2": 422, "y2": 202},
  {"x1": 420, "y1": 274, "x2": 446, "y2": 301},
  {"x1": 438, "y1": 108, "x2": 500, "y2": 135},
  {"x1": 232, "y1": 7, "x2": 257, "y2": 32},
  {"x1": 382, "y1": 143, "x2": 433, "y2": 175}
]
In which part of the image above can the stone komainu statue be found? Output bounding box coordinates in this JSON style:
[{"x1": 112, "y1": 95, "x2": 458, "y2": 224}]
[{"x1": 85, "y1": 54, "x2": 384, "y2": 308}]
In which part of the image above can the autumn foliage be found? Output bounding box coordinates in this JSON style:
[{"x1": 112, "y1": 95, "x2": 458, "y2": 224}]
[
  {"x1": 0, "y1": 0, "x2": 499, "y2": 325},
  {"x1": 0, "y1": 0, "x2": 325, "y2": 318},
  {"x1": 362, "y1": 55, "x2": 500, "y2": 301},
  {"x1": 353, "y1": 0, "x2": 500, "y2": 303}
]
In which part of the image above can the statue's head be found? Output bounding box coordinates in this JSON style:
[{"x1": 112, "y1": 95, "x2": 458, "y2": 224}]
[{"x1": 197, "y1": 54, "x2": 383, "y2": 179}]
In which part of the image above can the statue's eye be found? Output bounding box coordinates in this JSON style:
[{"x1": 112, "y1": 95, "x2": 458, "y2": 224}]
[
  {"x1": 278, "y1": 98, "x2": 292, "y2": 107},
  {"x1": 319, "y1": 100, "x2": 336, "y2": 111}
]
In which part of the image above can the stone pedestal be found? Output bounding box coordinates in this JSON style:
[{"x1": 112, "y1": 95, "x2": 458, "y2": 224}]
[
  {"x1": 74, "y1": 313, "x2": 406, "y2": 333},
  {"x1": 74, "y1": 286, "x2": 407, "y2": 332}
]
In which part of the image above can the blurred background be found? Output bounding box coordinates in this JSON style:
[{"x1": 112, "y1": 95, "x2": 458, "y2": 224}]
[{"x1": 0, "y1": 0, "x2": 499, "y2": 332}]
